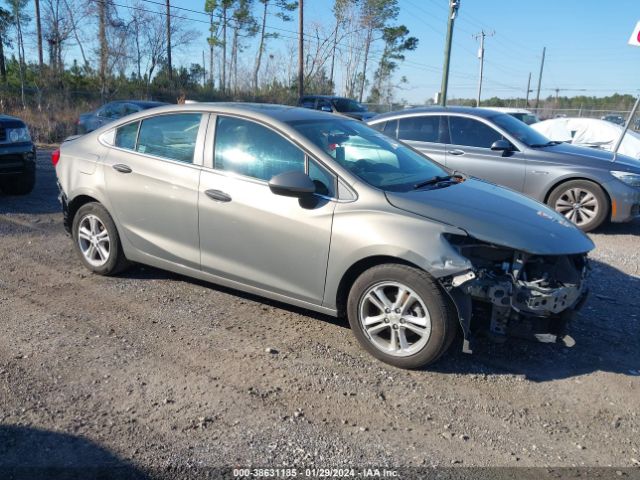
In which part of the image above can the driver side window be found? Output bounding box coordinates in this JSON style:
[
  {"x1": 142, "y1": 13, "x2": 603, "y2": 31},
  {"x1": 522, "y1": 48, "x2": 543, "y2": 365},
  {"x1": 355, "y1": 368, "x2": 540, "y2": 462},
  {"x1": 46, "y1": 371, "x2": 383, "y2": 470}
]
[
  {"x1": 448, "y1": 116, "x2": 502, "y2": 148},
  {"x1": 214, "y1": 116, "x2": 305, "y2": 181}
]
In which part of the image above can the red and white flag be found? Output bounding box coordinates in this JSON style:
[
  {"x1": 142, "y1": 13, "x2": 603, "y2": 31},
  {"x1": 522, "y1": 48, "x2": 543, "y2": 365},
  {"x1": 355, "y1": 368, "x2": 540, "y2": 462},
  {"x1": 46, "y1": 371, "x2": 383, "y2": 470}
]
[{"x1": 628, "y1": 21, "x2": 640, "y2": 46}]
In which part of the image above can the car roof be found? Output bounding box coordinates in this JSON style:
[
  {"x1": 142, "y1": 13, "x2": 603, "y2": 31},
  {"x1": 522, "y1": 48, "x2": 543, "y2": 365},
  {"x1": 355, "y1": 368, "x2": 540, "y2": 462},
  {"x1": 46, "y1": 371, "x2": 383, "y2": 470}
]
[
  {"x1": 300, "y1": 95, "x2": 352, "y2": 101},
  {"x1": 484, "y1": 107, "x2": 534, "y2": 114},
  {"x1": 110, "y1": 102, "x2": 352, "y2": 124},
  {"x1": 369, "y1": 106, "x2": 505, "y2": 122}
]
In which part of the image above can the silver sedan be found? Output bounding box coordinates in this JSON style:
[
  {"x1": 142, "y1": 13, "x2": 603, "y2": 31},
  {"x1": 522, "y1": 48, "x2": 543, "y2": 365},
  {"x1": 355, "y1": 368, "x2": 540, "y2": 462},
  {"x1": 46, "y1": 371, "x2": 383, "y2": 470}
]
[{"x1": 54, "y1": 103, "x2": 594, "y2": 369}]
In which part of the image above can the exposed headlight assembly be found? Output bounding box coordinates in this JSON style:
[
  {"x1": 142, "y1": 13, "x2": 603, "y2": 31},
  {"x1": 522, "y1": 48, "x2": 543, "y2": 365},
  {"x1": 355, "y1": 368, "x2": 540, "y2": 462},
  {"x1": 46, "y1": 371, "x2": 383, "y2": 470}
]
[
  {"x1": 611, "y1": 170, "x2": 640, "y2": 187},
  {"x1": 6, "y1": 127, "x2": 31, "y2": 143}
]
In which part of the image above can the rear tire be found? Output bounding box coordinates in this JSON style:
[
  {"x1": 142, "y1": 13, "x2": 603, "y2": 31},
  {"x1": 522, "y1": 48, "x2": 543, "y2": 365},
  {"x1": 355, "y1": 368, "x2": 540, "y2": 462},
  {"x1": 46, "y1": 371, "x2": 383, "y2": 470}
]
[
  {"x1": 0, "y1": 168, "x2": 35, "y2": 195},
  {"x1": 547, "y1": 180, "x2": 608, "y2": 232},
  {"x1": 72, "y1": 202, "x2": 130, "y2": 275},
  {"x1": 347, "y1": 264, "x2": 457, "y2": 369}
]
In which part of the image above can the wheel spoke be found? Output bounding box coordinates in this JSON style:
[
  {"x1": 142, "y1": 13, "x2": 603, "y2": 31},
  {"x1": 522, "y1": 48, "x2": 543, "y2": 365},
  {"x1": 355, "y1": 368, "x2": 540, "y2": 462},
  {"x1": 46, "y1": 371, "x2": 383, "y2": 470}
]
[
  {"x1": 388, "y1": 328, "x2": 398, "y2": 351},
  {"x1": 404, "y1": 323, "x2": 428, "y2": 337},
  {"x1": 365, "y1": 292, "x2": 386, "y2": 313},
  {"x1": 402, "y1": 314, "x2": 428, "y2": 328},
  {"x1": 580, "y1": 207, "x2": 595, "y2": 219},
  {"x1": 367, "y1": 323, "x2": 388, "y2": 336},
  {"x1": 399, "y1": 292, "x2": 417, "y2": 314},
  {"x1": 78, "y1": 228, "x2": 92, "y2": 242},
  {"x1": 96, "y1": 243, "x2": 109, "y2": 261},
  {"x1": 363, "y1": 314, "x2": 385, "y2": 326},
  {"x1": 95, "y1": 230, "x2": 109, "y2": 243},
  {"x1": 398, "y1": 328, "x2": 409, "y2": 350},
  {"x1": 89, "y1": 216, "x2": 98, "y2": 235},
  {"x1": 373, "y1": 287, "x2": 393, "y2": 308}
]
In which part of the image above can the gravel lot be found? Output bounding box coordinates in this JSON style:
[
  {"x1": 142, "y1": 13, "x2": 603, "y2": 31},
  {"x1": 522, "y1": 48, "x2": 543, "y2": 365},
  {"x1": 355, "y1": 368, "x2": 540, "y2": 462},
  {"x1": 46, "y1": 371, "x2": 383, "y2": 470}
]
[{"x1": 1, "y1": 150, "x2": 639, "y2": 478}]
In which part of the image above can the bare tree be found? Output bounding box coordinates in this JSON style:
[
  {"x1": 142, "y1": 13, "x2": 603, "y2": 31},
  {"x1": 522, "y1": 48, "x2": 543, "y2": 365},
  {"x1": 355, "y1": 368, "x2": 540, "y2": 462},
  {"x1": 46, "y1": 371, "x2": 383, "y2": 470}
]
[
  {"x1": 6, "y1": 0, "x2": 30, "y2": 107},
  {"x1": 253, "y1": 0, "x2": 297, "y2": 91},
  {"x1": 42, "y1": 0, "x2": 76, "y2": 75}
]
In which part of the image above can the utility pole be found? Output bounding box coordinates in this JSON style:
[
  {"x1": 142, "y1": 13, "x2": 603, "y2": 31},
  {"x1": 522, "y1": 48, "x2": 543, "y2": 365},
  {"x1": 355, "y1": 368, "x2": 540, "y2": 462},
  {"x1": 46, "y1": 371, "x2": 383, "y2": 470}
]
[
  {"x1": 98, "y1": 0, "x2": 107, "y2": 101},
  {"x1": 298, "y1": 0, "x2": 304, "y2": 98},
  {"x1": 473, "y1": 29, "x2": 493, "y2": 107},
  {"x1": 534, "y1": 46, "x2": 546, "y2": 109},
  {"x1": 34, "y1": 0, "x2": 43, "y2": 70},
  {"x1": 166, "y1": 0, "x2": 173, "y2": 85},
  {"x1": 440, "y1": 0, "x2": 460, "y2": 106},
  {"x1": 525, "y1": 72, "x2": 532, "y2": 105}
]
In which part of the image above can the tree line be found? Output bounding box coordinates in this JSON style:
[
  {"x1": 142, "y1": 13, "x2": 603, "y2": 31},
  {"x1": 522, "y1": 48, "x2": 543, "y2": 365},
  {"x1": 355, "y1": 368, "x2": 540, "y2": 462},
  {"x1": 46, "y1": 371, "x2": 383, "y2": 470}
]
[{"x1": 0, "y1": 0, "x2": 419, "y2": 108}]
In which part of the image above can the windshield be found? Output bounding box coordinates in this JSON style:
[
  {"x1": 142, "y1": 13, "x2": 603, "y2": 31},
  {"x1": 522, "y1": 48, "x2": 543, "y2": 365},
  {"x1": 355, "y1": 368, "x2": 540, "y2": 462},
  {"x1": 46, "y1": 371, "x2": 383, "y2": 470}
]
[
  {"x1": 510, "y1": 113, "x2": 539, "y2": 125},
  {"x1": 490, "y1": 113, "x2": 549, "y2": 146},
  {"x1": 332, "y1": 98, "x2": 367, "y2": 113},
  {"x1": 287, "y1": 118, "x2": 448, "y2": 192}
]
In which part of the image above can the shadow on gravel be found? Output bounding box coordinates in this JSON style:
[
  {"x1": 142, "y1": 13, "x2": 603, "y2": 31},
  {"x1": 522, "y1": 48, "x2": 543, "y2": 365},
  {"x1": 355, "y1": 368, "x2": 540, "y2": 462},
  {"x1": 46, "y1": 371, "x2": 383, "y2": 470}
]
[
  {"x1": 119, "y1": 264, "x2": 350, "y2": 330},
  {"x1": 593, "y1": 217, "x2": 640, "y2": 235},
  {"x1": 0, "y1": 425, "x2": 148, "y2": 480},
  {"x1": 431, "y1": 258, "x2": 640, "y2": 382},
  {"x1": 0, "y1": 151, "x2": 60, "y2": 215}
]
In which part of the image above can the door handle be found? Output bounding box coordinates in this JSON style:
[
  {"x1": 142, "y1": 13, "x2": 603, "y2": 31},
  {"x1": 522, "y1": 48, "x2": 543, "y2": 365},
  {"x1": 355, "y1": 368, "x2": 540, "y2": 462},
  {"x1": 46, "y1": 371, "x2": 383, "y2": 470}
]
[
  {"x1": 448, "y1": 149, "x2": 465, "y2": 156},
  {"x1": 112, "y1": 164, "x2": 132, "y2": 174},
  {"x1": 205, "y1": 189, "x2": 232, "y2": 202}
]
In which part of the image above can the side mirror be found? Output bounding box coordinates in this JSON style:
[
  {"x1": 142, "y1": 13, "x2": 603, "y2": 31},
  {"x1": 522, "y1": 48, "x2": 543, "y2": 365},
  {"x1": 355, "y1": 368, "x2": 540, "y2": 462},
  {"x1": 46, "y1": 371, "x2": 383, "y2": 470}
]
[
  {"x1": 320, "y1": 106, "x2": 332, "y2": 113},
  {"x1": 268, "y1": 171, "x2": 316, "y2": 198},
  {"x1": 490, "y1": 139, "x2": 512, "y2": 151}
]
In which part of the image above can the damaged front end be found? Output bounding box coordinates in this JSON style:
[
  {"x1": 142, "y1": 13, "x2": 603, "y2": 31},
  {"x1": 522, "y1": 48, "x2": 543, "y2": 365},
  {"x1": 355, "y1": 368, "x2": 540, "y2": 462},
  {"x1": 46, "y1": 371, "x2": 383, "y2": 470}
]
[{"x1": 440, "y1": 235, "x2": 589, "y2": 353}]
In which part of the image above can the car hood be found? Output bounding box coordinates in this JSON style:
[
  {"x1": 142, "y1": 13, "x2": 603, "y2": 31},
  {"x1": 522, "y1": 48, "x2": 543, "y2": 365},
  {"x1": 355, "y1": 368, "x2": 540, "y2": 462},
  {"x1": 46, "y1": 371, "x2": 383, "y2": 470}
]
[
  {"x1": 538, "y1": 142, "x2": 640, "y2": 172},
  {"x1": 385, "y1": 178, "x2": 595, "y2": 255}
]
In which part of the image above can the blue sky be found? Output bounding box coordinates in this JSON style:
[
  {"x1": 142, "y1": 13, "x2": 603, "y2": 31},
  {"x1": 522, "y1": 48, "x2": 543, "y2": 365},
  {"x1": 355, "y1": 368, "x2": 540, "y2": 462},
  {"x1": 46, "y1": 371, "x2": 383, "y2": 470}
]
[
  {"x1": 181, "y1": 0, "x2": 640, "y2": 102},
  {"x1": 16, "y1": 0, "x2": 640, "y2": 103}
]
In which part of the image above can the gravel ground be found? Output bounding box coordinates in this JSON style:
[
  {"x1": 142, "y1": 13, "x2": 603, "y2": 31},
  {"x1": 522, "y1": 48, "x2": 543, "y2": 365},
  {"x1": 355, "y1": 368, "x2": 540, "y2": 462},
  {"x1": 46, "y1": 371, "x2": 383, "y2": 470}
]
[{"x1": 0, "y1": 150, "x2": 639, "y2": 478}]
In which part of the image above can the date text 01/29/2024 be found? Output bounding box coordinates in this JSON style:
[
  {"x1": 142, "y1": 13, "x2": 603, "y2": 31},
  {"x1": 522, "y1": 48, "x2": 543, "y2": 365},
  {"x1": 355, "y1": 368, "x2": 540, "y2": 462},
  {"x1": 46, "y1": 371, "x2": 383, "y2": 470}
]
[{"x1": 232, "y1": 468, "x2": 399, "y2": 478}]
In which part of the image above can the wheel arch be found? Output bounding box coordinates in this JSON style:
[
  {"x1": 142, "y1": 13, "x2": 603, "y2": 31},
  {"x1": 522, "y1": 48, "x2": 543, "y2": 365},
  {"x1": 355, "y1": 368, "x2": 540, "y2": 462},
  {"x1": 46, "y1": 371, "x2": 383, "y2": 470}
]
[
  {"x1": 67, "y1": 194, "x2": 103, "y2": 229},
  {"x1": 543, "y1": 176, "x2": 611, "y2": 206},
  {"x1": 335, "y1": 255, "x2": 422, "y2": 318}
]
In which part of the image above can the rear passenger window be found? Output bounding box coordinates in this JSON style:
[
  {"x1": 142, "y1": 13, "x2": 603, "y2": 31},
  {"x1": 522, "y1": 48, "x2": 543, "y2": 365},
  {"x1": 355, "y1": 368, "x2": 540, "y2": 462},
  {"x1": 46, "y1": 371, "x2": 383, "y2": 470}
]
[
  {"x1": 136, "y1": 113, "x2": 202, "y2": 163},
  {"x1": 214, "y1": 116, "x2": 305, "y2": 181},
  {"x1": 115, "y1": 121, "x2": 139, "y2": 150},
  {"x1": 398, "y1": 116, "x2": 440, "y2": 142}
]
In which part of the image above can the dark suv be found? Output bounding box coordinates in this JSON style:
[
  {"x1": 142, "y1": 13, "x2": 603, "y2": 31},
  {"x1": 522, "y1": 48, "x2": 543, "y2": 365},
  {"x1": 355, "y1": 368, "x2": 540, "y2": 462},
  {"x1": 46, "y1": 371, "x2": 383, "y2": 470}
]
[
  {"x1": 0, "y1": 114, "x2": 36, "y2": 195},
  {"x1": 298, "y1": 95, "x2": 376, "y2": 121}
]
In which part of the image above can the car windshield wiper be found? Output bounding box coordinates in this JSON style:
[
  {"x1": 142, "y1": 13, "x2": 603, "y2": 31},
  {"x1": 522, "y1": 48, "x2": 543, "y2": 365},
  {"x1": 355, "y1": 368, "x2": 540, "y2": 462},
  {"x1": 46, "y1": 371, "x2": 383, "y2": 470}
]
[
  {"x1": 413, "y1": 175, "x2": 456, "y2": 190},
  {"x1": 530, "y1": 140, "x2": 563, "y2": 148}
]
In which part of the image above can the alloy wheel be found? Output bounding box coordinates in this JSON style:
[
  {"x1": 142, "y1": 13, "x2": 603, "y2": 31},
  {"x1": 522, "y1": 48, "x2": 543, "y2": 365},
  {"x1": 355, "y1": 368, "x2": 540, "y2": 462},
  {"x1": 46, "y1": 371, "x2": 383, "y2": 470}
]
[
  {"x1": 77, "y1": 214, "x2": 111, "y2": 267},
  {"x1": 358, "y1": 281, "x2": 432, "y2": 357},
  {"x1": 554, "y1": 187, "x2": 599, "y2": 227}
]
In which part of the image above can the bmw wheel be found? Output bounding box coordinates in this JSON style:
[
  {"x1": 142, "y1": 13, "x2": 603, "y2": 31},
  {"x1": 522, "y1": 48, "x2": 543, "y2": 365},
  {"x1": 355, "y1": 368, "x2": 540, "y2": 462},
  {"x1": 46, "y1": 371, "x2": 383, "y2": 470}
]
[
  {"x1": 347, "y1": 264, "x2": 457, "y2": 369},
  {"x1": 547, "y1": 180, "x2": 608, "y2": 232}
]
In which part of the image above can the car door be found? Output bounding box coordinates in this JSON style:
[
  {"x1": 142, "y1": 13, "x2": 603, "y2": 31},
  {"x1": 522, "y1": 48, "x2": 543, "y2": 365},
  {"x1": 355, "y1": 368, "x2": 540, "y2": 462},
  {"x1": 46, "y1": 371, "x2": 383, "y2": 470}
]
[
  {"x1": 396, "y1": 115, "x2": 447, "y2": 166},
  {"x1": 445, "y1": 115, "x2": 526, "y2": 192},
  {"x1": 103, "y1": 112, "x2": 207, "y2": 269},
  {"x1": 198, "y1": 115, "x2": 336, "y2": 305}
]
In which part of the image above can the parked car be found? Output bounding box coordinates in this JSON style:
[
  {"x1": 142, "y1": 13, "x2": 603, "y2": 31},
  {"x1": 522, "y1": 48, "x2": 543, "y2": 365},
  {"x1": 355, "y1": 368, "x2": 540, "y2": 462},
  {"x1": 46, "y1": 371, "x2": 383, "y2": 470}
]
[
  {"x1": 76, "y1": 100, "x2": 167, "y2": 134},
  {"x1": 601, "y1": 114, "x2": 625, "y2": 126},
  {"x1": 298, "y1": 95, "x2": 376, "y2": 121},
  {"x1": 368, "y1": 106, "x2": 640, "y2": 232},
  {"x1": 485, "y1": 107, "x2": 540, "y2": 125},
  {"x1": 0, "y1": 114, "x2": 36, "y2": 195},
  {"x1": 54, "y1": 103, "x2": 594, "y2": 369},
  {"x1": 531, "y1": 117, "x2": 640, "y2": 159}
]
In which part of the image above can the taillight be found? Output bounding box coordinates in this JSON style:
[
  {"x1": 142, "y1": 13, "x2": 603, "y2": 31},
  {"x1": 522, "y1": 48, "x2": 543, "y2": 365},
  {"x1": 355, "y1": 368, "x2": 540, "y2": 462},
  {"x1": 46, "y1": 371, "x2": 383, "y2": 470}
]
[{"x1": 51, "y1": 149, "x2": 60, "y2": 167}]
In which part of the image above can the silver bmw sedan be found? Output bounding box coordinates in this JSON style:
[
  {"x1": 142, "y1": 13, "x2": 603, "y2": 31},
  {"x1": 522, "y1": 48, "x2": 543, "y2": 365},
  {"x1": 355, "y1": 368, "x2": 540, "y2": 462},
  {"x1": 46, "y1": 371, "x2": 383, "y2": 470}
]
[{"x1": 54, "y1": 103, "x2": 594, "y2": 369}]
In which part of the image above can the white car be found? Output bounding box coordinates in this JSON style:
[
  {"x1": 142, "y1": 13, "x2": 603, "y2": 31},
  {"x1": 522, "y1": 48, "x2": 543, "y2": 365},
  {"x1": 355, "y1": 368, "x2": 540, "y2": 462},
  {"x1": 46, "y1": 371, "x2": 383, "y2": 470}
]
[{"x1": 531, "y1": 117, "x2": 640, "y2": 160}]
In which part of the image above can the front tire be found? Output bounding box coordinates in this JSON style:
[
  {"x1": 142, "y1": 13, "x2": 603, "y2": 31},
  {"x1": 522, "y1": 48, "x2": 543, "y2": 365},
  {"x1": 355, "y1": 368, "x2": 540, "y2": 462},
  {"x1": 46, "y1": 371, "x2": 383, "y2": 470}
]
[
  {"x1": 547, "y1": 180, "x2": 608, "y2": 232},
  {"x1": 72, "y1": 203, "x2": 129, "y2": 275},
  {"x1": 347, "y1": 264, "x2": 457, "y2": 369}
]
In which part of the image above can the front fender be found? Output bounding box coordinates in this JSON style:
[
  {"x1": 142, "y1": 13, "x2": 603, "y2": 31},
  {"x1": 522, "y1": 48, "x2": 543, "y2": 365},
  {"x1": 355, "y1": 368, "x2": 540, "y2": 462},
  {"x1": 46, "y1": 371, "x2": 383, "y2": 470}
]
[{"x1": 322, "y1": 206, "x2": 471, "y2": 310}]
